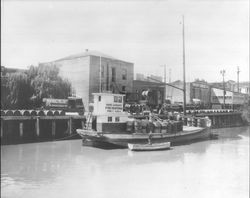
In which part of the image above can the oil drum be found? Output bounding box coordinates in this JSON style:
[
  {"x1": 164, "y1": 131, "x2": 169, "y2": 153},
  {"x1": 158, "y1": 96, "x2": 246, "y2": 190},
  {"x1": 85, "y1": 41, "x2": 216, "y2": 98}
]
[
  {"x1": 126, "y1": 120, "x2": 134, "y2": 133},
  {"x1": 134, "y1": 120, "x2": 142, "y2": 133},
  {"x1": 153, "y1": 121, "x2": 161, "y2": 133}
]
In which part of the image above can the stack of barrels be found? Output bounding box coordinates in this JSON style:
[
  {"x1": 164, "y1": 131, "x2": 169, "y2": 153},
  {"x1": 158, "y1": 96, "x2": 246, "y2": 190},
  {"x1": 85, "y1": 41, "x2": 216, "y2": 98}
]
[{"x1": 126, "y1": 119, "x2": 183, "y2": 134}]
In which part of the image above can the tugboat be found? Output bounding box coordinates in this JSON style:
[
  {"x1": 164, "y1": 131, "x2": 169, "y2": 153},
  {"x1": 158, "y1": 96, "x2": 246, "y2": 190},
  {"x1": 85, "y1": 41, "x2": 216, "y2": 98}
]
[{"x1": 76, "y1": 92, "x2": 212, "y2": 148}]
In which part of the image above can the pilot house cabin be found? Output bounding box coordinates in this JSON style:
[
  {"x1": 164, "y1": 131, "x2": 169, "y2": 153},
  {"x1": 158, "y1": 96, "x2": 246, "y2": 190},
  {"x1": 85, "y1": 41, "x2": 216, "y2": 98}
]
[{"x1": 91, "y1": 93, "x2": 129, "y2": 133}]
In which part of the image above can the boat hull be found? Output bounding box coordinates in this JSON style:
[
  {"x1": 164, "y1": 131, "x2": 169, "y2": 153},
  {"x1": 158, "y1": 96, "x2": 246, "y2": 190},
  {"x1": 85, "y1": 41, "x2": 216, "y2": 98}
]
[
  {"x1": 77, "y1": 126, "x2": 211, "y2": 148},
  {"x1": 128, "y1": 142, "x2": 171, "y2": 151}
]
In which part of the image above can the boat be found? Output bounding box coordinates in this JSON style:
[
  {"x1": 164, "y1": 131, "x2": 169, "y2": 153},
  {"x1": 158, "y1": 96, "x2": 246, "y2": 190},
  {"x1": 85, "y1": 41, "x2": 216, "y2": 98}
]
[
  {"x1": 77, "y1": 92, "x2": 212, "y2": 148},
  {"x1": 128, "y1": 142, "x2": 171, "y2": 151}
]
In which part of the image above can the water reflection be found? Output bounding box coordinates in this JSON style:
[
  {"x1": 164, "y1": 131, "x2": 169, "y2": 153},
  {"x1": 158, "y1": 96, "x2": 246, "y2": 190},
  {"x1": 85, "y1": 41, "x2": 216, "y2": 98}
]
[{"x1": 1, "y1": 126, "x2": 249, "y2": 198}]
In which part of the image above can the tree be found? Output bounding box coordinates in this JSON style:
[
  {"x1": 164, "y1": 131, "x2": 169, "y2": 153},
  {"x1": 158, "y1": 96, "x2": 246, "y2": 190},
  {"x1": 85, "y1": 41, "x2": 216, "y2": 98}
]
[
  {"x1": 27, "y1": 64, "x2": 72, "y2": 108},
  {"x1": 5, "y1": 72, "x2": 33, "y2": 109},
  {"x1": 1, "y1": 64, "x2": 72, "y2": 109}
]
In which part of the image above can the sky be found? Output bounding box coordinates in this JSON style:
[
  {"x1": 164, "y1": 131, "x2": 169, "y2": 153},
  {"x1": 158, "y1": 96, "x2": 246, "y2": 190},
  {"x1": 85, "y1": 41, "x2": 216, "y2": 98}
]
[{"x1": 1, "y1": 0, "x2": 249, "y2": 83}]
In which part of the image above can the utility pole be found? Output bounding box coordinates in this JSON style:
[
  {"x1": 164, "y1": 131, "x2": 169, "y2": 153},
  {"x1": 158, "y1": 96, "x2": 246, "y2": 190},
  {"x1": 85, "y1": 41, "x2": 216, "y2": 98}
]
[
  {"x1": 237, "y1": 66, "x2": 240, "y2": 92},
  {"x1": 220, "y1": 69, "x2": 226, "y2": 109},
  {"x1": 160, "y1": 65, "x2": 167, "y2": 102},
  {"x1": 160, "y1": 64, "x2": 166, "y2": 84},
  {"x1": 182, "y1": 15, "x2": 186, "y2": 115},
  {"x1": 169, "y1": 68, "x2": 171, "y2": 83}
]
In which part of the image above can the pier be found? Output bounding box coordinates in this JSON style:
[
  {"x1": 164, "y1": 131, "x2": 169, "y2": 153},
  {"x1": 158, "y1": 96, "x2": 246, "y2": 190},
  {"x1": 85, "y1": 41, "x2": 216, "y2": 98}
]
[
  {"x1": 192, "y1": 111, "x2": 244, "y2": 128},
  {"x1": 0, "y1": 109, "x2": 247, "y2": 145},
  {"x1": 1, "y1": 110, "x2": 86, "y2": 145}
]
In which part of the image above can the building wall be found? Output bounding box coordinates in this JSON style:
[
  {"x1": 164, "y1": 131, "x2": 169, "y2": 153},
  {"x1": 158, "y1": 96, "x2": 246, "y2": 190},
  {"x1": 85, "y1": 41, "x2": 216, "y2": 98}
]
[
  {"x1": 211, "y1": 87, "x2": 248, "y2": 105},
  {"x1": 53, "y1": 57, "x2": 90, "y2": 108},
  {"x1": 43, "y1": 54, "x2": 134, "y2": 110},
  {"x1": 89, "y1": 56, "x2": 134, "y2": 103},
  {"x1": 190, "y1": 82, "x2": 211, "y2": 105},
  {"x1": 132, "y1": 80, "x2": 165, "y2": 107},
  {"x1": 136, "y1": 73, "x2": 145, "y2": 81},
  {"x1": 165, "y1": 81, "x2": 191, "y2": 104}
]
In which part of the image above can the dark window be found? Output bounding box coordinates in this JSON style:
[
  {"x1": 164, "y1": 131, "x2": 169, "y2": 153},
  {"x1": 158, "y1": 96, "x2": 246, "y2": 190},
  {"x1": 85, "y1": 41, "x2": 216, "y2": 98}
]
[
  {"x1": 76, "y1": 99, "x2": 83, "y2": 106},
  {"x1": 101, "y1": 65, "x2": 104, "y2": 77},
  {"x1": 122, "y1": 86, "x2": 126, "y2": 92},
  {"x1": 115, "y1": 117, "x2": 120, "y2": 122},
  {"x1": 108, "y1": 117, "x2": 112, "y2": 122},
  {"x1": 68, "y1": 100, "x2": 76, "y2": 109},
  {"x1": 112, "y1": 68, "x2": 116, "y2": 82},
  {"x1": 98, "y1": 96, "x2": 101, "y2": 101},
  {"x1": 114, "y1": 96, "x2": 122, "y2": 103},
  {"x1": 122, "y1": 69, "x2": 127, "y2": 80},
  {"x1": 106, "y1": 64, "x2": 109, "y2": 90}
]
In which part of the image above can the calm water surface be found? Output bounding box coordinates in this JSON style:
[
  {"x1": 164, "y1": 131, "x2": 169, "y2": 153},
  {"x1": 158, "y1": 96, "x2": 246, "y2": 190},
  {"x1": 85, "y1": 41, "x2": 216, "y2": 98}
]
[{"x1": 1, "y1": 127, "x2": 249, "y2": 198}]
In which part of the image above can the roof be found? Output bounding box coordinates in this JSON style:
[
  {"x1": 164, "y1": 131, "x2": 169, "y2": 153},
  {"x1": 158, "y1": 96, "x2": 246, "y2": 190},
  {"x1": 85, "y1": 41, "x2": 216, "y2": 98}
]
[
  {"x1": 133, "y1": 80, "x2": 166, "y2": 87},
  {"x1": 54, "y1": 50, "x2": 131, "y2": 63},
  {"x1": 92, "y1": 92, "x2": 125, "y2": 97}
]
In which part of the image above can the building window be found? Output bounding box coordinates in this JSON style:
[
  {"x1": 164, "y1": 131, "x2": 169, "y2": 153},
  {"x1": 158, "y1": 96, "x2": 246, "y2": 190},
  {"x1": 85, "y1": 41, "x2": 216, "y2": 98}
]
[
  {"x1": 101, "y1": 65, "x2": 104, "y2": 77},
  {"x1": 115, "y1": 117, "x2": 120, "y2": 122},
  {"x1": 106, "y1": 63, "x2": 109, "y2": 91},
  {"x1": 112, "y1": 68, "x2": 116, "y2": 82},
  {"x1": 122, "y1": 69, "x2": 127, "y2": 80},
  {"x1": 98, "y1": 96, "x2": 101, "y2": 101},
  {"x1": 108, "y1": 117, "x2": 112, "y2": 122},
  {"x1": 122, "y1": 86, "x2": 126, "y2": 92}
]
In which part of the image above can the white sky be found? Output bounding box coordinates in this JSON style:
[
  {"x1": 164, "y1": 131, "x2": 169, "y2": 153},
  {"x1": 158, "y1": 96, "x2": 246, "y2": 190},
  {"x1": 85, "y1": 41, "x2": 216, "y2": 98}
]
[{"x1": 1, "y1": 0, "x2": 249, "y2": 82}]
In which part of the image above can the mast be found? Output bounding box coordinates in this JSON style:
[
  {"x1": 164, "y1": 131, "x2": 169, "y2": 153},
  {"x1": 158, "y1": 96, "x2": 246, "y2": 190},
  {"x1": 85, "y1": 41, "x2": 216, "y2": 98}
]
[{"x1": 182, "y1": 15, "x2": 187, "y2": 115}]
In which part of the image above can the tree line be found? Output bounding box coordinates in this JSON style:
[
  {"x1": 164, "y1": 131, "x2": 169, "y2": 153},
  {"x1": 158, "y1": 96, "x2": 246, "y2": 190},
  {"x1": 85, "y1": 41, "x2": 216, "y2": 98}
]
[{"x1": 1, "y1": 65, "x2": 72, "y2": 109}]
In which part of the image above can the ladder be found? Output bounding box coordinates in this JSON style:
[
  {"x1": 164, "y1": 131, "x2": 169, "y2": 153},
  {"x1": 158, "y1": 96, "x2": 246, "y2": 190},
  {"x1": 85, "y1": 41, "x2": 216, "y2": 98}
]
[{"x1": 85, "y1": 112, "x2": 92, "y2": 130}]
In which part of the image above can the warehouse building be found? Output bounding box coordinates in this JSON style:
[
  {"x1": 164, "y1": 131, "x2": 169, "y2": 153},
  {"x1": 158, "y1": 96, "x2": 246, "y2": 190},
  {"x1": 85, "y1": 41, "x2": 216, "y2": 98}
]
[
  {"x1": 165, "y1": 80, "x2": 249, "y2": 109},
  {"x1": 130, "y1": 80, "x2": 165, "y2": 108},
  {"x1": 210, "y1": 87, "x2": 249, "y2": 109},
  {"x1": 40, "y1": 50, "x2": 134, "y2": 109},
  {"x1": 165, "y1": 80, "x2": 211, "y2": 108}
]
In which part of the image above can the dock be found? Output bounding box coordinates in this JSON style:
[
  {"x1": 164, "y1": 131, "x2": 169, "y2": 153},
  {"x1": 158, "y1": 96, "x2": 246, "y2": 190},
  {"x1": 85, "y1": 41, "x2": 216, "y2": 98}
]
[
  {"x1": 1, "y1": 109, "x2": 248, "y2": 145},
  {"x1": 1, "y1": 110, "x2": 86, "y2": 145}
]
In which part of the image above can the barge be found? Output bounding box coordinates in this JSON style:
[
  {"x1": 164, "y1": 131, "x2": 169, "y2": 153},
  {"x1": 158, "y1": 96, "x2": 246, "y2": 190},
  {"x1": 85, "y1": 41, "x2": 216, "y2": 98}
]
[{"x1": 77, "y1": 93, "x2": 212, "y2": 148}]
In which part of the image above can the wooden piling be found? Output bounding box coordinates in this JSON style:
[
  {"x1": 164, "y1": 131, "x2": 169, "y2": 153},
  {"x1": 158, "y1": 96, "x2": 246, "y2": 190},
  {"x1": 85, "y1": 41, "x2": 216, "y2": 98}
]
[
  {"x1": 52, "y1": 120, "x2": 56, "y2": 138},
  {"x1": 68, "y1": 117, "x2": 72, "y2": 135},
  {"x1": 36, "y1": 117, "x2": 40, "y2": 137},
  {"x1": 19, "y1": 122, "x2": 24, "y2": 138},
  {"x1": 1, "y1": 119, "x2": 3, "y2": 138},
  {"x1": 212, "y1": 116, "x2": 216, "y2": 128}
]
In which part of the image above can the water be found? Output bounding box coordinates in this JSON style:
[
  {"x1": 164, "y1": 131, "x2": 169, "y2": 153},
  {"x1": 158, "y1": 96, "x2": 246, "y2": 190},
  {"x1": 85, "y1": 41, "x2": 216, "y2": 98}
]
[{"x1": 1, "y1": 127, "x2": 249, "y2": 198}]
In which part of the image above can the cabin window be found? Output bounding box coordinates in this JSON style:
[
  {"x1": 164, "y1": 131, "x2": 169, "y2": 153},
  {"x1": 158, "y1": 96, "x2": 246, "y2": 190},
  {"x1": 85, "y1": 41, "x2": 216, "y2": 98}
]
[
  {"x1": 114, "y1": 96, "x2": 122, "y2": 103},
  {"x1": 98, "y1": 96, "x2": 101, "y2": 101},
  {"x1": 108, "y1": 117, "x2": 112, "y2": 122},
  {"x1": 115, "y1": 117, "x2": 120, "y2": 122}
]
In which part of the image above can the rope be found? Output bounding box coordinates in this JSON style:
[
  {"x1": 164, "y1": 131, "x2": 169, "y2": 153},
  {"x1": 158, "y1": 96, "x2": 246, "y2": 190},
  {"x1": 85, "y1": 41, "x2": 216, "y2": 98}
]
[{"x1": 52, "y1": 133, "x2": 79, "y2": 141}]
